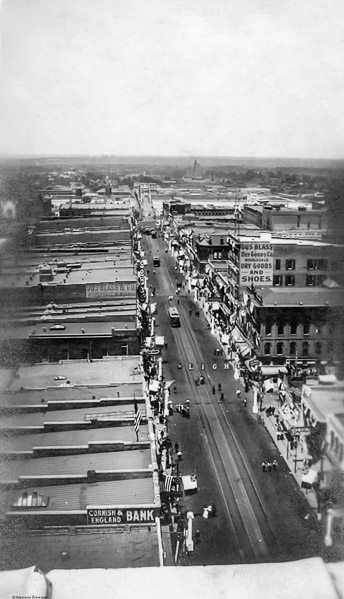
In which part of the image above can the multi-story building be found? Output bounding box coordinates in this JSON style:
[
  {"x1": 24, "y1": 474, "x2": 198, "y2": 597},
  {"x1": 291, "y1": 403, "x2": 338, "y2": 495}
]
[{"x1": 243, "y1": 202, "x2": 328, "y2": 237}]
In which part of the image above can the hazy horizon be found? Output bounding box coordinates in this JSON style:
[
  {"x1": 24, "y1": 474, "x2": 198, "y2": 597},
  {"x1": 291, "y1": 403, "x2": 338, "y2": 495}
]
[{"x1": 1, "y1": 0, "x2": 344, "y2": 159}]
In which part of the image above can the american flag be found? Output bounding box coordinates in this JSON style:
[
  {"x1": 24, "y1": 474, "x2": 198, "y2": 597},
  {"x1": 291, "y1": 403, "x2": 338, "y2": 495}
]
[
  {"x1": 163, "y1": 474, "x2": 174, "y2": 492},
  {"x1": 134, "y1": 401, "x2": 142, "y2": 434}
]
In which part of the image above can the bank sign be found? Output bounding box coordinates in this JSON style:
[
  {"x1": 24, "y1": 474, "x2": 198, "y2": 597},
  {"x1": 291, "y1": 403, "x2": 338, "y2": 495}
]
[
  {"x1": 87, "y1": 507, "x2": 157, "y2": 525},
  {"x1": 239, "y1": 242, "x2": 273, "y2": 286},
  {"x1": 86, "y1": 281, "x2": 136, "y2": 298}
]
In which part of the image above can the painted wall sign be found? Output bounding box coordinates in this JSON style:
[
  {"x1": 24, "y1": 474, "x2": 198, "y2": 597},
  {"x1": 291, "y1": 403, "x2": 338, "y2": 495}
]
[
  {"x1": 239, "y1": 242, "x2": 273, "y2": 286},
  {"x1": 86, "y1": 281, "x2": 136, "y2": 298},
  {"x1": 87, "y1": 507, "x2": 157, "y2": 525}
]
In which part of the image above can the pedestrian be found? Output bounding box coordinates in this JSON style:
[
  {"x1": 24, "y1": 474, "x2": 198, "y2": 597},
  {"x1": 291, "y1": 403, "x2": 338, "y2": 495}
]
[
  {"x1": 173, "y1": 385, "x2": 177, "y2": 393},
  {"x1": 267, "y1": 461, "x2": 272, "y2": 472},
  {"x1": 236, "y1": 389, "x2": 241, "y2": 398},
  {"x1": 177, "y1": 450, "x2": 183, "y2": 461},
  {"x1": 164, "y1": 342, "x2": 168, "y2": 349},
  {"x1": 212, "y1": 385, "x2": 216, "y2": 395},
  {"x1": 177, "y1": 299, "x2": 180, "y2": 305},
  {"x1": 189, "y1": 310, "x2": 192, "y2": 316},
  {"x1": 185, "y1": 398, "x2": 190, "y2": 407},
  {"x1": 243, "y1": 397, "x2": 247, "y2": 407},
  {"x1": 195, "y1": 530, "x2": 201, "y2": 543},
  {"x1": 174, "y1": 442, "x2": 179, "y2": 454},
  {"x1": 218, "y1": 383, "x2": 222, "y2": 391},
  {"x1": 272, "y1": 459, "x2": 278, "y2": 470},
  {"x1": 220, "y1": 392, "x2": 224, "y2": 401},
  {"x1": 262, "y1": 461, "x2": 267, "y2": 472}
]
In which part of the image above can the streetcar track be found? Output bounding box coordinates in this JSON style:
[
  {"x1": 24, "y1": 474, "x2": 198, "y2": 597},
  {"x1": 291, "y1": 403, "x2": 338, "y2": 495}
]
[
  {"x1": 150, "y1": 241, "x2": 276, "y2": 559},
  {"x1": 165, "y1": 305, "x2": 268, "y2": 558}
]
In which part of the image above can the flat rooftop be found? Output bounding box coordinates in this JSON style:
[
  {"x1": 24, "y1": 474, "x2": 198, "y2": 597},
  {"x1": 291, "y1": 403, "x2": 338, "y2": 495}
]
[
  {"x1": 0, "y1": 527, "x2": 160, "y2": 570},
  {"x1": 4, "y1": 478, "x2": 156, "y2": 513},
  {"x1": 0, "y1": 424, "x2": 149, "y2": 452},
  {"x1": 0, "y1": 359, "x2": 143, "y2": 391},
  {"x1": 254, "y1": 287, "x2": 344, "y2": 307},
  {"x1": 0, "y1": 321, "x2": 137, "y2": 341},
  {"x1": 302, "y1": 382, "x2": 344, "y2": 423},
  {"x1": 0, "y1": 403, "x2": 146, "y2": 428},
  {"x1": 0, "y1": 265, "x2": 136, "y2": 289},
  {"x1": 0, "y1": 385, "x2": 144, "y2": 406},
  {"x1": 1, "y1": 449, "x2": 152, "y2": 481}
]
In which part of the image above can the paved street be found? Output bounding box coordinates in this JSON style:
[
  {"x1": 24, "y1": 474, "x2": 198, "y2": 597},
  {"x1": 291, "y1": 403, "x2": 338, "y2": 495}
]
[{"x1": 141, "y1": 231, "x2": 336, "y2": 565}]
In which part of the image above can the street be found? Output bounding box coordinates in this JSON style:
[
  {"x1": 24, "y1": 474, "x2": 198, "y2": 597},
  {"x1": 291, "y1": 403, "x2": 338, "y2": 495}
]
[{"x1": 143, "y1": 231, "x2": 326, "y2": 565}]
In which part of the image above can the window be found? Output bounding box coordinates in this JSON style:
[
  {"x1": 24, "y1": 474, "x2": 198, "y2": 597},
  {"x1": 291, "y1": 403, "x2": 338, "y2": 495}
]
[
  {"x1": 264, "y1": 342, "x2": 271, "y2": 355},
  {"x1": 302, "y1": 341, "x2": 309, "y2": 356},
  {"x1": 285, "y1": 259, "x2": 295, "y2": 270},
  {"x1": 307, "y1": 259, "x2": 328, "y2": 271},
  {"x1": 290, "y1": 321, "x2": 297, "y2": 335},
  {"x1": 265, "y1": 320, "x2": 272, "y2": 336},
  {"x1": 297, "y1": 215, "x2": 301, "y2": 228},
  {"x1": 276, "y1": 342, "x2": 284, "y2": 355},
  {"x1": 290, "y1": 342, "x2": 297, "y2": 355},
  {"x1": 318, "y1": 259, "x2": 328, "y2": 270},
  {"x1": 273, "y1": 275, "x2": 283, "y2": 287},
  {"x1": 315, "y1": 342, "x2": 322, "y2": 355},
  {"x1": 213, "y1": 251, "x2": 223, "y2": 260},
  {"x1": 102, "y1": 347, "x2": 109, "y2": 357},
  {"x1": 303, "y1": 322, "x2": 310, "y2": 335},
  {"x1": 306, "y1": 275, "x2": 316, "y2": 286},
  {"x1": 277, "y1": 321, "x2": 284, "y2": 335},
  {"x1": 220, "y1": 238, "x2": 224, "y2": 245},
  {"x1": 285, "y1": 275, "x2": 295, "y2": 286},
  {"x1": 121, "y1": 345, "x2": 128, "y2": 355},
  {"x1": 275, "y1": 259, "x2": 281, "y2": 270}
]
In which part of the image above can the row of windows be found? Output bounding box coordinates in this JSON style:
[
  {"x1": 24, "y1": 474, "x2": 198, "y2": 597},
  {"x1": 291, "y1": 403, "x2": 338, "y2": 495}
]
[
  {"x1": 264, "y1": 341, "x2": 322, "y2": 356},
  {"x1": 264, "y1": 322, "x2": 315, "y2": 335},
  {"x1": 273, "y1": 274, "x2": 326, "y2": 287},
  {"x1": 275, "y1": 259, "x2": 328, "y2": 271}
]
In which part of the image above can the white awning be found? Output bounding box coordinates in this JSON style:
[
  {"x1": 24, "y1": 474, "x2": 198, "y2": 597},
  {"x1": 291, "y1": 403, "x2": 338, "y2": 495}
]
[
  {"x1": 155, "y1": 336, "x2": 165, "y2": 347},
  {"x1": 149, "y1": 380, "x2": 160, "y2": 393}
]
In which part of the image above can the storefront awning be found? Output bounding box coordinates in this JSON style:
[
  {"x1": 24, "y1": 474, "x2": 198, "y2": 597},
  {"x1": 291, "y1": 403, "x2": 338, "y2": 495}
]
[
  {"x1": 149, "y1": 380, "x2": 160, "y2": 393},
  {"x1": 237, "y1": 343, "x2": 252, "y2": 358}
]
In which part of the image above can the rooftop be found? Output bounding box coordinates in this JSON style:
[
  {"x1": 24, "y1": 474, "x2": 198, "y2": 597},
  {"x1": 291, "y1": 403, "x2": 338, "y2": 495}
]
[
  {"x1": 0, "y1": 403, "x2": 146, "y2": 428},
  {"x1": 302, "y1": 381, "x2": 344, "y2": 423},
  {"x1": 254, "y1": 287, "x2": 344, "y2": 308},
  {"x1": 0, "y1": 384, "x2": 144, "y2": 406},
  {"x1": 3, "y1": 478, "x2": 156, "y2": 513},
  {"x1": 0, "y1": 358, "x2": 142, "y2": 392},
  {"x1": 1, "y1": 449, "x2": 152, "y2": 481},
  {"x1": 0, "y1": 424, "x2": 149, "y2": 452}
]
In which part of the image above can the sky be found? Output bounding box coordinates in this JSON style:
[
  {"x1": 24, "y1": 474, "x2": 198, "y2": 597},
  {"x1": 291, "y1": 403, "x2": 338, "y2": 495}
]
[{"x1": 1, "y1": 0, "x2": 344, "y2": 158}]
